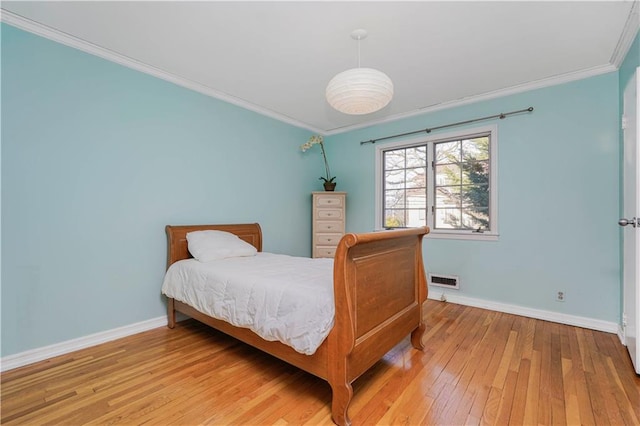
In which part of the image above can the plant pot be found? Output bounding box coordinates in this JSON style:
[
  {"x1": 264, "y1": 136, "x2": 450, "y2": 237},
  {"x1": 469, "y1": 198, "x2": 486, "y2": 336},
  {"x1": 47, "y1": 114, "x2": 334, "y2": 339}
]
[{"x1": 323, "y1": 182, "x2": 337, "y2": 191}]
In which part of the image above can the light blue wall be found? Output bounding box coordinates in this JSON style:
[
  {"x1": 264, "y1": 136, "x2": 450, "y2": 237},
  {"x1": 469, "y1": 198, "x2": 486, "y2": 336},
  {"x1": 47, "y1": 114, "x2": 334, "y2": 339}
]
[
  {"x1": 325, "y1": 73, "x2": 621, "y2": 322},
  {"x1": 2, "y1": 22, "x2": 634, "y2": 358},
  {"x1": 1, "y1": 24, "x2": 318, "y2": 357}
]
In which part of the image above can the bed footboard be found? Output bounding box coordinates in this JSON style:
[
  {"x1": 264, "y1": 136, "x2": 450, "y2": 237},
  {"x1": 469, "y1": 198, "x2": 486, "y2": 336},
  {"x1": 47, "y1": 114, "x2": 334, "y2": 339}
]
[{"x1": 328, "y1": 226, "x2": 429, "y2": 426}]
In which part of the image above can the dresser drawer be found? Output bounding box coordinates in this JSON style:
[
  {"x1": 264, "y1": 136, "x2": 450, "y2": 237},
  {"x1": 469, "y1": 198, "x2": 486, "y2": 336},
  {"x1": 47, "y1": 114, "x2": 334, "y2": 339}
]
[
  {"x1": 312, "y1": 192, "x2": 346, "y2": 259},
  {"x1": 316, "y1": 195, "x2": 344, "y2": 208},
  {"x1": 315, "y1": 233, "x2": 342, "y2": 246},
  {"x1": 314, "y1": 246, "x2": 337, "y2": 258},
  {"x1": 315, "y1": 209, "x2": 343, "y2": 220},
  {"x1": 316, "y1": 221, "x2": 343, "y2": 233}
]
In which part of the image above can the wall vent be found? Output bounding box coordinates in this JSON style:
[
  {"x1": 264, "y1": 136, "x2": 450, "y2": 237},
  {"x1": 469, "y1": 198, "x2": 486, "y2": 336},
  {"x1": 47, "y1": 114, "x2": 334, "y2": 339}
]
[{"x1": 429, "y1": 273, "x2": 460, "y2": 290}]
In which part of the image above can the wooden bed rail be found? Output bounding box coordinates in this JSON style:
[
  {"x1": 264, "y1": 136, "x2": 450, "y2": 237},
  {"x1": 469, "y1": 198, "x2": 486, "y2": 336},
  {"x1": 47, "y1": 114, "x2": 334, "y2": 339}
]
[{"x1": 164, "y1": 223, "x2": 429, "y2": 426}]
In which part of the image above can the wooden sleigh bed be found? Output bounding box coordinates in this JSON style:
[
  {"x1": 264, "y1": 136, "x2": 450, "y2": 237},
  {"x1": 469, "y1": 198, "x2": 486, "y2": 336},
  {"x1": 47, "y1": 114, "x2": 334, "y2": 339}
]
[{"x1": 164, "y1": 223, "x2": 429, "y2": 426}]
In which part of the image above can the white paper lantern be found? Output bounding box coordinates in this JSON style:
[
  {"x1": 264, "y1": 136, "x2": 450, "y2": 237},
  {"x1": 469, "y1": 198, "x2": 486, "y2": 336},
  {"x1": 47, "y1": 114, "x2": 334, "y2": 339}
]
[
  {"x1": 326, "y1": 67, "x2": 394, "y2": 115},
  {"x1": 325, "y1": 29, "x2": 394, "y2": 115}
]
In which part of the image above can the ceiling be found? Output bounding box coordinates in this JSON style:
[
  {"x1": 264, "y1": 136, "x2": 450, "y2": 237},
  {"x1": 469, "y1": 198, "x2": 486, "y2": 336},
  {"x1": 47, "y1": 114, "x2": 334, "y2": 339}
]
[{"x1": 2, "y1": 1, "x2": 638, "y2": 135}]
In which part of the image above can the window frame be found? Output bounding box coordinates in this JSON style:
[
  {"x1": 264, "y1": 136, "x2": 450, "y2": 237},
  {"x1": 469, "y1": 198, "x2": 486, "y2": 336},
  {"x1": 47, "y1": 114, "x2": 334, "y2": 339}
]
[{"x1": 375, "y1": 124, "x2": 499, "y2": 241}]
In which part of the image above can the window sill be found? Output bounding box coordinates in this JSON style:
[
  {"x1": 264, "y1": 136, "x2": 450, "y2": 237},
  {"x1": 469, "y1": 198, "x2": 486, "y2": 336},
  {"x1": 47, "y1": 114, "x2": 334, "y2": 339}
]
[
  {"x1": 374, "y1": 228, "x2": 499, "y2": 242},
  {"x1": 427, "y1": 231, "x2": 499, "y2": 241}
]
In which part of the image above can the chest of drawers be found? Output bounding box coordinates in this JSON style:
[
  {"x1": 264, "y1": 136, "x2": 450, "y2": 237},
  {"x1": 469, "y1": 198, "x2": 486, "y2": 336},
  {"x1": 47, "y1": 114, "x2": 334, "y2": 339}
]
[{"x1": 312, "y1": 192, "x2": 346, "y2": 258}]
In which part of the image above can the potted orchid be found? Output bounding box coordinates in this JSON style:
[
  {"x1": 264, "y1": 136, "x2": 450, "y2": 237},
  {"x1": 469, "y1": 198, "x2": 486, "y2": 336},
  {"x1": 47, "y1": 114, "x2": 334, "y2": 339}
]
[{"x1": 300, "y1": 135, "x2": 336, "y2": 191}]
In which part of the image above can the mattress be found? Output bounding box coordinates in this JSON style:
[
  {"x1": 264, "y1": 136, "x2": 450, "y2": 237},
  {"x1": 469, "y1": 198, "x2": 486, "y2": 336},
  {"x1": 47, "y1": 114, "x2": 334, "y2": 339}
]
[{"x1": 161, "y1": 252, "x2": 335, "y2": 355}]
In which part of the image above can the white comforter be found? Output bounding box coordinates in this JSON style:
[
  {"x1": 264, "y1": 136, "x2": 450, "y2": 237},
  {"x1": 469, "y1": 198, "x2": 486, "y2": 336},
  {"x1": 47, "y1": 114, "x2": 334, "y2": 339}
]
[{"x1": 161, "y1": 253, "x2": 335, "y2": 355}]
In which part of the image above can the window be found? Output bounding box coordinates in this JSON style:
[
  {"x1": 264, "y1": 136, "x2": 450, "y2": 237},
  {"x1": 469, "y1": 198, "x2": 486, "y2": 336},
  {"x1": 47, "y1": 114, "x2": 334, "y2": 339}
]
[{"x1": 375, "y1": 125, "x2": 498, "y2": 240}]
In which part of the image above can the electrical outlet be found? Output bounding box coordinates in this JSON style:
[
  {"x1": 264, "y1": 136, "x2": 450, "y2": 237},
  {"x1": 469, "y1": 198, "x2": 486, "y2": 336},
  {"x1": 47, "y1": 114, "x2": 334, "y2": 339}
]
[{"x1": 556, "y1": 291, "x2": 565, "y2": 302}]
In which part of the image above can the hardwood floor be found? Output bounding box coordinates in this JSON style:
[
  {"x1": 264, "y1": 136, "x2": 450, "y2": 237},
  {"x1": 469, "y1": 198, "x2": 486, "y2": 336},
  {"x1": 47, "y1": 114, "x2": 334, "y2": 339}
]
[{"x1": 2, "y1": 300, "x2": 639, "y2": 425}]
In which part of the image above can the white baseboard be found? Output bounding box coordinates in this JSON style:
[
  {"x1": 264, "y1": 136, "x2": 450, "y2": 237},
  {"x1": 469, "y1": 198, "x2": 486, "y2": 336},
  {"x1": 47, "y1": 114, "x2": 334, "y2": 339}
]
[
  {"x1": 1, "y1": 316, "x2": 168, "y2": 372},
  {"x1": 427, "y1": 290, "x2": 619, "y2": 334},
  {"x1": 618, "y1": 325, "x2": 626, "y2": 346},
  {"x1": 1, "y1": 294, "x2": 622, "y2": 373}
]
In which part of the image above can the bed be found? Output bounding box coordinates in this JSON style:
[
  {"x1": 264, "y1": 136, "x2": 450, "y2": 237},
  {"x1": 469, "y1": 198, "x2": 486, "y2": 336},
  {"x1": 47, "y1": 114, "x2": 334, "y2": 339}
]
[{"x1": 163, "y1": 223, "x2": 429, "y2": 426}]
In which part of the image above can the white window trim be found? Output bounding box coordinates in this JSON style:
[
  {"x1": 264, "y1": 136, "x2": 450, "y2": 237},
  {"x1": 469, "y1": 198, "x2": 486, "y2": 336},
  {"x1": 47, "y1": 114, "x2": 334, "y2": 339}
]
[{"x1": 375, "y1": 124, "x2": 499, "y2": 241}]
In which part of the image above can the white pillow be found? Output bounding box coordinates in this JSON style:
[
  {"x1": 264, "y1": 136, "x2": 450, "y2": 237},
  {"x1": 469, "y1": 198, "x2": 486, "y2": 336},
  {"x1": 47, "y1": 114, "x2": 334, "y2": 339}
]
[{"x1": 187, "y1": 230, "x2": 257, "y2": 262}]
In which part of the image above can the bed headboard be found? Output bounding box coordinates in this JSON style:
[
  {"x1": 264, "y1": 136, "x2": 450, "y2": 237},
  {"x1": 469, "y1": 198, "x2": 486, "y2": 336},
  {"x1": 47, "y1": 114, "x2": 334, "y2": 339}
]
[{"x1": 165, "y1": 223, "x2": 263, "y2": 269}]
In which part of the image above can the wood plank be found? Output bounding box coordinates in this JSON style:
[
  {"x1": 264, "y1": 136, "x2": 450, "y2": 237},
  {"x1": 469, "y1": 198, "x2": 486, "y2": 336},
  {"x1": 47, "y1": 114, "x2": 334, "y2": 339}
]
[
  {"x1": 509, "y1": 358, "x2": 530, "y2": 425},
  {"x1": 522, "y1": 350, "x2": 541, "y2": 425}
]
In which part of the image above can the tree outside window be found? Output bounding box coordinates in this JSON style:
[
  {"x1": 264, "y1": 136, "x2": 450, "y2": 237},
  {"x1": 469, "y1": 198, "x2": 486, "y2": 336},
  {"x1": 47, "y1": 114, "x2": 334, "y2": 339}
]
[{"x1": 434, "y1": 136, "x2": 490, "y2": 231}]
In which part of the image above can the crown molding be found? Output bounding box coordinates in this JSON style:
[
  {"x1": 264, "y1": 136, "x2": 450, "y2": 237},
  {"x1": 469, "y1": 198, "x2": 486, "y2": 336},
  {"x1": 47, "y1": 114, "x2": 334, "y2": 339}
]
[
  {"x1": 324, "y1": 63, "x2": 618, "y2": 135},
  {"x1": 1, "y1": 7, "x2": 632, "y2": 138},
  {"x1": 0, "y1": 10, "x2": 323, "y2": 134},
  {"x1": 610, "y1": 0, "x2": 639, "y2": 68}
]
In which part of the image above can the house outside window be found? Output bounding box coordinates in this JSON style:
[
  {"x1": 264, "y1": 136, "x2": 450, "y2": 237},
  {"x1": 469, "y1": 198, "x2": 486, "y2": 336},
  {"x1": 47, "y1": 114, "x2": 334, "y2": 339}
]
[{"x1": 375, "y1": 125, "x2": 498, "y2": 241}]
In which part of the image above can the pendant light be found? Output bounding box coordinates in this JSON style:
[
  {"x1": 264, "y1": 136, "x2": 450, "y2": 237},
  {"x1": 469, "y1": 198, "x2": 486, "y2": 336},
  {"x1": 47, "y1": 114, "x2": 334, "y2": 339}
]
[{"x1": 326, "y1": 29, "x2": 394, "y2": 115}]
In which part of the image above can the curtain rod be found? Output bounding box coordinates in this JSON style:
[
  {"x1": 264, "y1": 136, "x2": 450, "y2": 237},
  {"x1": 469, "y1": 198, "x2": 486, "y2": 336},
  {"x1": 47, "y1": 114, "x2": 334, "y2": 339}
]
[{"x1": 360, "y1": 106, "x2": 534, "y2": 145}]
